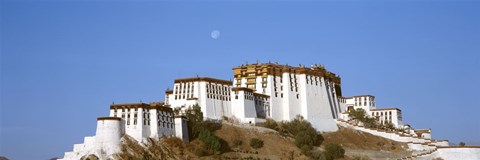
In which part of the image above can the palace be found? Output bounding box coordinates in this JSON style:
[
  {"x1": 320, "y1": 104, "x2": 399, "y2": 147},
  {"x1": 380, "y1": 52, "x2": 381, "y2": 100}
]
[
  {"x1": 60, "y1": 62, "x2": 435, "y2": 159},
  {"x1": 166, "y1": 63, "x2": 343, "y2": 132}
]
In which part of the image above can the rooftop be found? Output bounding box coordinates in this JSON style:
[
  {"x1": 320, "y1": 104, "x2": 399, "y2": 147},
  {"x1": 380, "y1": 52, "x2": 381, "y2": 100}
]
[
  {"x1": 232, "y1": 62, "x2": 341, "y2": 84},
  {"x1": 174, "y1": 77, "x2": 232, "y2": 85},
  {"x1": 110, "y1": 102, "x2": 171, "y2": 111},
  {"x1": 370, "y1": 108, "x2": 401, "y2": 111}
]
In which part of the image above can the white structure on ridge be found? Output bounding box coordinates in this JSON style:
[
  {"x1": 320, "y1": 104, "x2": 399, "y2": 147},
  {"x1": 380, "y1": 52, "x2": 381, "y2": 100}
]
[
  {"x1": 166, "y1": 63, "x2": 343, "y2": 132},
  {"x1": 165, "y1": 77, "x2": 233, "y2": 120},
  {"x1": 62, "y1": 61, "x2": 450, "y2": 160},
  {"x1": 338, "y1": 95, "x2": 404, "y2": 128},
  {"x1": 61, "y1": 102, "x2": 189, "y2": 160}
]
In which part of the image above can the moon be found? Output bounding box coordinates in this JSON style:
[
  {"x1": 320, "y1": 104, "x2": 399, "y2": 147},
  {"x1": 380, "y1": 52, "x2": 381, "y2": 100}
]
[{"x1": 211, "y1": 30, "x2": 220, "y2": 39}]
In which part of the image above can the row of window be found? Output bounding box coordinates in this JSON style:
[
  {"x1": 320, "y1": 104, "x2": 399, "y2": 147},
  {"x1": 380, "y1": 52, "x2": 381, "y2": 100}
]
[
  {"x1": 354, "y1": 97, "x2": 375, "y2": 106},
  {"x1": 206, "y1": 83, "x2": 231, "y2": 101},
  {"x1": 372, "y1": 111, "x2": 393, "y2": 116},
  {"x1": 306, "y1": 75, "x2": 322, "y2": 86},
  {"x1": 174, "y1": 82, "x2": 194, "y2": 100},
  {"x1": 372, "y1": 111, "x2": 394, "y2": 125},
  {"x1": 233, "y1": 91, "x2": 255, "y2": 100},
  {"x1": 113, "y1": 109, "x2": 174, "y2": 128},
  {"x1": 207, "y1": 94, "x2": 231, "y2": 101},
  {"x1": 114, "y1": 108, "x2": 173, "y2": 116}
]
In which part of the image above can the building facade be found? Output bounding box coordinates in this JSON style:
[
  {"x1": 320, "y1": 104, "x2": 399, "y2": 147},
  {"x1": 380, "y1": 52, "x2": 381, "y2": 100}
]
[
  {"x1": 165, "y1": 77, "x2": 233, "y2": 120},
  {"x1": 339, "y1": 95, "x2": 403, "y2": 128},
  {"x1": 61, "y1": 61, "x2": 443, "y2": 160},
  {"x1": 61, "y1": 102, "x2": 188, "y2": 160},
  {"x1": 109, "y1": 102, "x2": 176, "y2": 142},
  {"x1": 231, "y1": 63, "x2": 343, "y2": 132}
]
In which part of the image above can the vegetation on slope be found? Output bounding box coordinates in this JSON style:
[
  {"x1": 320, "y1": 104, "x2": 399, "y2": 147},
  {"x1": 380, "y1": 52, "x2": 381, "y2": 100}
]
[
  {"x1": 114, "y1": 104, "x2": 411, "y2": 160},
  {"x1": 348, "y1": 109, "x2": 395, "y2": 131}
]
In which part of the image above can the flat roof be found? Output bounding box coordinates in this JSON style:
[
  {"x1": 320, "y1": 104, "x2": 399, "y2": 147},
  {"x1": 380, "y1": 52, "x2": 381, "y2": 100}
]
[
  {"x1": 97, "y1": 117, "x2": 122, "y2": 121},
  {"x1": 110, "y1": 102, "x2": 171, "y2": 111},
  {"x1": 231, "y1": 87, "x2": 254, "y2": 92},
  {"x1": 340, "y1": 95, "x2": 375, "y2": 99},
  {"x1": 370, "y1": 108, "x2": 401, "y2": 111},
  {"x1": 174, "y1": 77, "x2": 232, "y2": 85}
]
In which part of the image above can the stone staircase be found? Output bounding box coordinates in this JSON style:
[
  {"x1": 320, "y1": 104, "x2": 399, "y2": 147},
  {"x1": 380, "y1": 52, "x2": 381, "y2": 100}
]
[
  {"x1": 60, "y1": 136, "x2": 96, "y2": 160},
  {"x1": 336, "y1": 120, "x2": 448, "y2": 160}
]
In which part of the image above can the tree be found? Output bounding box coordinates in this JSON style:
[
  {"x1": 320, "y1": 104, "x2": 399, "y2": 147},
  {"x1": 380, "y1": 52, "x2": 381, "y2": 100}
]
[
  {"x1": 185, "y1": 104, "x2": 204, "y2": 139},
  {"x1": 348, "y1": 108, "x2": 377, "y2": 128},
  {"x1": 348, "y1": 108, "x2": 367, "y2": 122},
  {"x1": 459, "y1": 142, "x2": 466, "y2": 146}
]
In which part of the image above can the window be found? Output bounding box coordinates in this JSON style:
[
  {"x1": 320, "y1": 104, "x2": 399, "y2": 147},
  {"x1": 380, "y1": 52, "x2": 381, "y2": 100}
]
[
  {"x1": 134, "y1": 113, "x2": 138, "y2": 124},
  {"x1": 296, "y1": 94, "x2": 299, "y2": 99}
]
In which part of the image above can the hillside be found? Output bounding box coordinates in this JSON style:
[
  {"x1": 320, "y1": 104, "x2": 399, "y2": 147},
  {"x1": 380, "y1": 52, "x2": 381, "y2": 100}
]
[
  {"x1": 114, "y1": 123, "x2": 413, "y2": 160},
  {"x1": 323, "y1": 126, "x2": 412, "y2": 159}
]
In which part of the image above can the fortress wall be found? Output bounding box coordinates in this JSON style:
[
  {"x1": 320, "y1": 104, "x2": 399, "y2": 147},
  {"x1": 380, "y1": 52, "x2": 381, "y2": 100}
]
[
  {"x1": 338, "y1": 121, "x2": 430, "y2": 145},
  {"x1": 435, "y1": 147, "x2": 480, "y2": 160},
  {"x1": 417, "y1": 147, "x2": 480, "y2": 160},
  {"x1": 94, "y1": 117, "x2": 124, "y2": 158}
]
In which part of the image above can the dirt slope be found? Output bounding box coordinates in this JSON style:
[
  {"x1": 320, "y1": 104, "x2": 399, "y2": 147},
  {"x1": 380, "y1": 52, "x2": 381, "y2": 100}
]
[{"x1": 322, "y1": 126, "x2": 413, "y2": 159}]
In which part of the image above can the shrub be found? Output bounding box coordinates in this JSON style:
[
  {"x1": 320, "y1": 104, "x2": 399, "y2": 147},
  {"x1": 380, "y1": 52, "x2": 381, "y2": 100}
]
[
  {"x1": 250, "y1": 138, "x2": 264, "y2": 149},
  {"x1": 263, "y1": 118, "x2": 278, "y2": 130},
  {"x1": 316, "y1": 134, "x2": 325, "y2": 146},
  {"x1": 294, "y1": 128, "x2": 317, "y2": 149},
  {"x1": 324, "y1": 144, "x2": 345, "y2": 160},
  {"x1": 185, "y1": 104, "x2": 222, "y2": 141},
  {"x1": 459, "y1": 142, "x2": 466, "y2": 146},
  {"x1": 198, "y1": 129, "x2": 221, "y2": 153},
  {"x1": 300, "y1": 145, "x2": 312, "y2": 156},
  {"x1": 283, "y1": 115, "x2": 321, "y2": 150},
  {"x1": 202, "y1": 120, "x2": 222, "y2": 132}
]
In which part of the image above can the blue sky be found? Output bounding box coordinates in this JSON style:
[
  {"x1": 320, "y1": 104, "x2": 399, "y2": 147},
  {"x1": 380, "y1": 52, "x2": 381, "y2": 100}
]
[{"x1": 1, "y1": 0, "x2": 479, "y2": 159}]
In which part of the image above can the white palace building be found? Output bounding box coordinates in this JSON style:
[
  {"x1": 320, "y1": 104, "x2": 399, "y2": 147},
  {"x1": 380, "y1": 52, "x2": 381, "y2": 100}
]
[{"x1": 61, "y1": 62, "x2": 456, "y2": 159}]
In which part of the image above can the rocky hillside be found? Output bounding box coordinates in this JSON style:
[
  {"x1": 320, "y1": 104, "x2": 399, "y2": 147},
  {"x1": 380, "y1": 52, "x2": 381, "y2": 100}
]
[{"x1": 113, "y1": 122, "x2": 413, "y2": 160}]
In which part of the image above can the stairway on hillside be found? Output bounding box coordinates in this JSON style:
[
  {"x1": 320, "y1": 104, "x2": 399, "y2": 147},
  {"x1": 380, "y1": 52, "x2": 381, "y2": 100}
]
[{"x1": 336, "y1": 120, "x2": 446, "y2": 160}]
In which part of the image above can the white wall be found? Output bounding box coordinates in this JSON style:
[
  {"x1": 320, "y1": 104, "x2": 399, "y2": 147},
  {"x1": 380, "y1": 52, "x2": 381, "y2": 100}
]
[
  {"x1": 168, "y1": 80, "x2": 232, "y2": 120},
  {"x1": 174, "y1": 116, "x2": 189, "y2": 142},
  {"x1": 231, "y1": 90, "x2": 257, "y2": 123},
  {"x1": 61, "y1": 118, "x2": 125, "y2": 160},
  {"x1": 435, "y1": 147, "x2": 480, "y2": 159}
]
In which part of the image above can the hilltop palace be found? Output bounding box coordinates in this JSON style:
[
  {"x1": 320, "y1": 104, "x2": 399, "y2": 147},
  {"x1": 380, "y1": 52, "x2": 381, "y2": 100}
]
[{"x1": 62, "y1": 62, "x2": 479, "y2": 160}]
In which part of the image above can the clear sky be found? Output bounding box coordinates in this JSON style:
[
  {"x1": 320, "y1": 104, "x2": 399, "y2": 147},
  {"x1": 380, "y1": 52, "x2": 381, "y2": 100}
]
[{"x1": 1, "y1": 0, "x2": 479, "y2": 159}]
